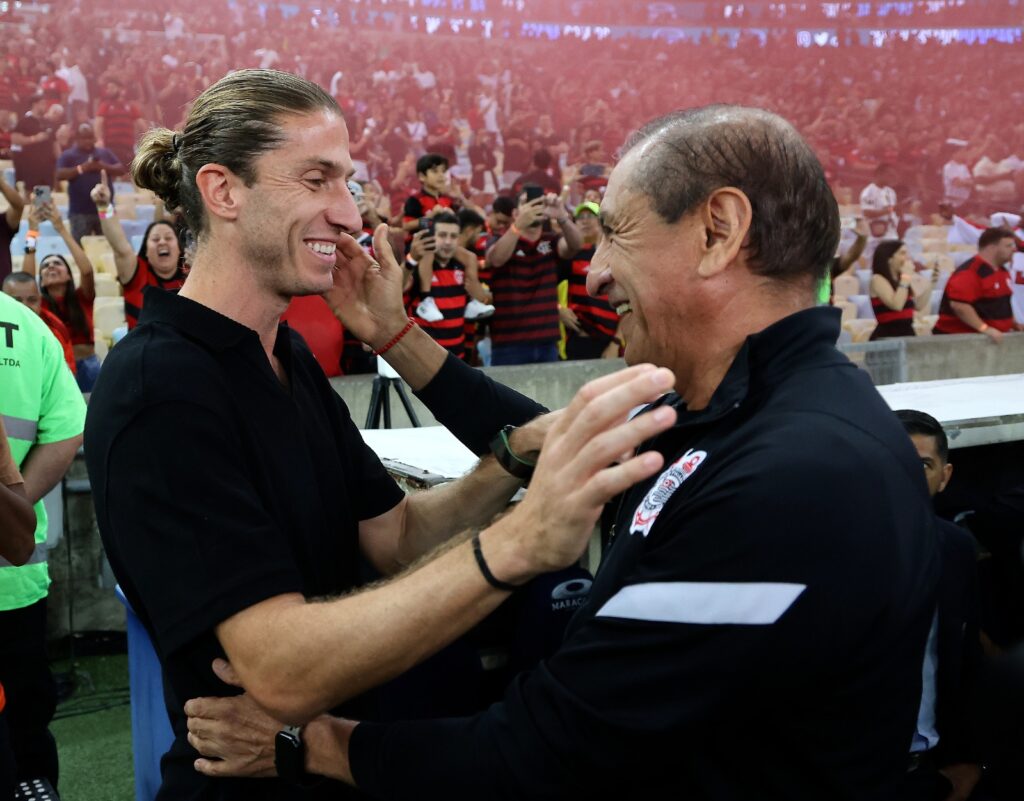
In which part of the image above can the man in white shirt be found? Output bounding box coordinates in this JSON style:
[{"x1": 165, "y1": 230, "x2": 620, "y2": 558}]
[
  {"x1": 942, "y1": 156, "x2": 973, "y2": 209},
  {"x1": 860, "y1": 163, "x2": 899, "y2": 244}
]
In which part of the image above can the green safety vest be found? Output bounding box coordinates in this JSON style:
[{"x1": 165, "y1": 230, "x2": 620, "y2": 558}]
[{"x1": 0, "y1": 293, "x2": 86, "y2": 611}]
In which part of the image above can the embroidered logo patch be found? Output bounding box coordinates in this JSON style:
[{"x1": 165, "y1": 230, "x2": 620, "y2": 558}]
[{"x1": 629, "y1": 449, "x2": 708, "y2": 537}]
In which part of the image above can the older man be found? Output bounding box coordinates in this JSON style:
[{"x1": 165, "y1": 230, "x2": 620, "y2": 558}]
[{"x1": 187, "y1": 106, "x2": 939, "y2": 800}]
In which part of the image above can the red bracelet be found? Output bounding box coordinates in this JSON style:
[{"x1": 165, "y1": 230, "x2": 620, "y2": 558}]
[{"x1": 372, "y1": 318, "x2": 416, "y2": 357}]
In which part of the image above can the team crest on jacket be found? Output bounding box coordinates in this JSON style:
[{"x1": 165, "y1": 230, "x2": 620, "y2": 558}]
[
  {"x1": 629, "y1": 449, "x2": 708, "y2": 537},
  {"x1": 537, "y1": 241, "x2": 553, "y2": 256}
]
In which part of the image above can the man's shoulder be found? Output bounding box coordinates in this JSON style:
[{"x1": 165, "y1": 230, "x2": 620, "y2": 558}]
[{"x1": 95, "y1": 323, "x2": 233, "y2": 414}]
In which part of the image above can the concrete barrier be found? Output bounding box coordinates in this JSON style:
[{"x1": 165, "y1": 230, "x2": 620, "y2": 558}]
[{"x1": 333, "y1": 332, "x2": 1024, "y2": 430}]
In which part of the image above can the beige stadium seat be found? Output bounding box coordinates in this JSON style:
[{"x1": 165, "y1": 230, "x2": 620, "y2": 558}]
[
  {"x1": 921, "y1": 253, "x2": 954, "y2": 273},
  {"x1": 93, "y1": 297, "x2": 126, "y2": 341},
  {"x1": 949, "y1": 243, "x2": 976, "y2": 254},
  {"x1": 920, "y1": 225, "x2": 948, "y2": 239},
  {"x1": 93, "y1": 336, "x2": 109, "y2": 362},
  {"x1": 842, "y1": 319, "x2": 877, "y2": 343},
  {"x1": 834, "y1": 300, "x2": 857, "y2": 323},
  {"x1": 922, "y1": 239, "x2": 950, "y2": 254},
  {"x1": 115, "y1": 197, "x2": 137, "y2": 219},
  {"x1": 909, "y1": 272, "x2": 932, "y2": 299},
  {"x1": 10, "y1": 253, "x2": 23, "y2": 273},
  {"x1": 94, "y1": 273, "x2": 120, "y2": 297},
  {"x1": 832, "y1": 274, "x2": 859, "y2": 300}
]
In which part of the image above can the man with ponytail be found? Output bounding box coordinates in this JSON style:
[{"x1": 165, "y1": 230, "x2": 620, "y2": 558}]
[{"x1": 84, "y1": 69, "x2": 677, "y2": 800}]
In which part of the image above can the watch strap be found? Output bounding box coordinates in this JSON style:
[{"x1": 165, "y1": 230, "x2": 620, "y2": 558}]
[{"x1": 488, "y1": 425, "x2": 535, "y2": 481}]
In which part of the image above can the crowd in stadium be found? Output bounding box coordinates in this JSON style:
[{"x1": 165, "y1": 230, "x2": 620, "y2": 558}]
[{"x1": 0, "y1": 0, "x2": 1021, "y2": 378}]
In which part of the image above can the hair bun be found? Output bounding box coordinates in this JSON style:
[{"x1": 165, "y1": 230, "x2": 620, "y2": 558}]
[{"x1": 131, "y1": 128, "x2": 182, "y2": 210}]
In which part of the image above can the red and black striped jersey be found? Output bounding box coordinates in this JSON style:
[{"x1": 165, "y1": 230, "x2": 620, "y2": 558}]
[
  {"x1": 97, "y1": 100, "x2": 141, "y2": 147},
  {"x1": 413, "y1": 256, "x2": 468, "y2": 358},
  {"x1": 935, "y1": 255, "x2": 1015, "y2": 334},
  {"x1": 122, "y1": 256, "x2": 187, "y2": 329},
  {"x1": 402, "y1": 191, "x2": 458, "y2": 224},
  {"x1": 559, "y1": 244, "x2": 617, "y2": 340},
  {"x1": 490, "y1": 233, "x2": 560, "y2": 346},
  {"x1": 870, "y1": 289, "x2": 914, "y2": 326}
]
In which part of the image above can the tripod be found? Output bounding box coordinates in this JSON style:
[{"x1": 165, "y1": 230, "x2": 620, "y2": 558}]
[{"x1": 364, "y1": 376, "x2": 421, "y2": 429}]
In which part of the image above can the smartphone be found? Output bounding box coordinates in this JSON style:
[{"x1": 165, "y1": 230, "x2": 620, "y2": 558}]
[
  {"x1": 419, "y1": 217, "x2": 435, "y2": 236},
  {"x1": 524, "y1": 184, "x2": 544, "y2": 202},
  {"x1": 32, "y1": 185, "x2": 51, "y2": 208}
]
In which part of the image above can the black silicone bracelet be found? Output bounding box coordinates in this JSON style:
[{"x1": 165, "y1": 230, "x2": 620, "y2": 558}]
[{"x1": 472, "y1": 533, "x2": 519, "y2": 592}]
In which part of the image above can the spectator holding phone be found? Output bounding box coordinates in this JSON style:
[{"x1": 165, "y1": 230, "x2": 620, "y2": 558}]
[
  {"x1": 22, "y1": 201, "x2": 101, "y2": 389},
  {"x1": 55, "y1": 123, "x2": 126, "y2": 242},
  {"x1": 485, "y1": 187, "x2": 582, "y2": 365}
]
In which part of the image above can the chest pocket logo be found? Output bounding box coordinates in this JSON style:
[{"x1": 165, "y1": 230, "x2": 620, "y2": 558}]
[{"x1": 630, "y1": 449, "x2": 707, "y2": 537}]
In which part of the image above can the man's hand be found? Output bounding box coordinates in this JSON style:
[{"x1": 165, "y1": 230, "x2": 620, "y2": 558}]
[
  {"x1": 327, "y1": 224, "x2": 408, "y2": 350},
  {"x1": 939, "y1": 762, "x2": 981, "y2": 801},
  {"x1": 515, "y1": 198, "x2": 546, "y2": 229},
  {"x1": 983, "y1": 326, "x2": 1003, "y2": 344},
  {"x1": 502, "y1": 365, "x2": 676, "y2": 574},
  {"x1": 1014, "y1": 321, "x2": 1024, "y2": 332},
  {"x1": 558, "y1": 306, "x2": 583, "y2": 334},
  {"x1": 853, "y1": 217, "x2": 869, "y2": 238},
  {"x1": 507, "y1": 409, "x2": 563, "y2": 463},
  {"x1": 544, "y1": 192, "x2": 569, "y2": 223},
  {"x1": 186, "y1": 659, "x2": 281, "y2": 779},
  {"x1": 408, "y1": 230, "x2": 435, "y2": 262}
]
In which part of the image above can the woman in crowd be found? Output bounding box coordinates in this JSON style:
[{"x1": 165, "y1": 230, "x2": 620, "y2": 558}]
[
  {"x1": 90, "y1": 172, "x2": 186, "y2": 329},
  {"x1": 24, "y1": 202, "x2": 101, "y2": 389},
  {"x1": 869, "y1": 239, "x2": 936, "y2": 340}
]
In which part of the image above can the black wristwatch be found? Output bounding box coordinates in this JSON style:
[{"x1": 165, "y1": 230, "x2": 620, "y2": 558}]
[
  {"x1": 275, "y1": 725, "x2": 306, "y2": 785},
  {"x1": 488, "y1": 424, "x2": 536, "y2": 482}
]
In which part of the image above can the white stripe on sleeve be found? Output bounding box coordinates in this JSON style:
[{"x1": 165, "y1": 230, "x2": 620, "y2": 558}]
[{"x1": 596, "y1": 581, "x2": 807, "y2": 626}]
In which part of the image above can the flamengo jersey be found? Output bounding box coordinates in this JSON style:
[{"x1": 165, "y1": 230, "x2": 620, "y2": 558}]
[
  {"x1": 122, "y1": 256, "x2": 187, "y2": 329},
  {"x1": 559, "y1": 244, "x2": 617, "y2": 340},
  {"x1": 0, "y1": 292, "x2": 86, "y2": 611},
  {"x1": 490, "y1": 232, "x2": 560, "y2": 346},
  {"x1": 935, "y1": 255, "x2": 1015, "y2": 334},
  {"x1": 402, "y1": 191, "x2": 458, "y2": 224},
  {"x1": 414, "y1": 256, "x2": 468, "y2": 358},
  {"x1": 97, "y1": 99, "x2": 141, "y2": 147}
]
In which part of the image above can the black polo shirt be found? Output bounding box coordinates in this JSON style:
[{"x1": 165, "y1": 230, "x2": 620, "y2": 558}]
[
  {"x1": 350, "y1": 306, "x2": 941, "y2": 801},
  {"x1": 84, "y1": 290, "x2": 404, "y2": 801}
]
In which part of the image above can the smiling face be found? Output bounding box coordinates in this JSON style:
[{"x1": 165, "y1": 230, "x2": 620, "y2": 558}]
[
  {"x1": 145, "y1": 222, "x2": 182, "y2": 278},
  {"x1": 39, "y1": 256, "x2": 71, "y2": 291},
  {"x1": 586, "y1": 151, "x2": 706, "y2": 372},
  {"x1": 233, "y1": 110, "x2": 360, "y2": 298}
]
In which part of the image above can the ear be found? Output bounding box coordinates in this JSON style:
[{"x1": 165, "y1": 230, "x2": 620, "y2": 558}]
[
  {"x1": 938, "y1": 462, "x2": 953, "y2": 494},
  {"x1": 194, "y1": 163, "x2": 243, "y2": 225},
  {"x1": 696, "y1": 187, "x2": 753, "y2": 279}
]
